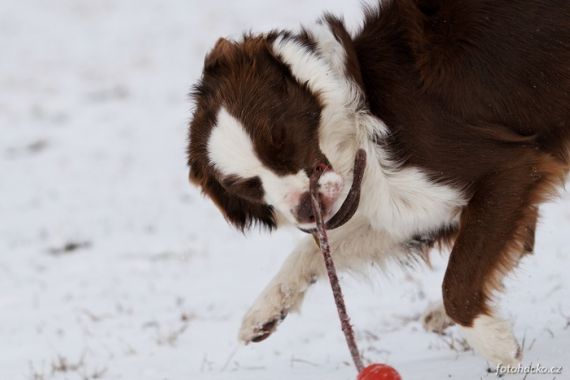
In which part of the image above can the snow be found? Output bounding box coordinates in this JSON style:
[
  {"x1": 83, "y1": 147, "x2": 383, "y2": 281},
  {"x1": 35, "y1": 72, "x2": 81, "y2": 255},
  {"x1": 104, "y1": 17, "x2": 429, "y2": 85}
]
[{"x1": 1, "y1": 1, "x2": 569, "y2": 379}]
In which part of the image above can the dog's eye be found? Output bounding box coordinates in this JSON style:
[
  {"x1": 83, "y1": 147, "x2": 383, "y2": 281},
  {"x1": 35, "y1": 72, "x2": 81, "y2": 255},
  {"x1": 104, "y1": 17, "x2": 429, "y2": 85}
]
[
  {"x1": 221, "y1": 175, "x2": 265, "y2": 203},
  {"x1": 306, "y1": 111, "x2": 319, "y2": 121}
]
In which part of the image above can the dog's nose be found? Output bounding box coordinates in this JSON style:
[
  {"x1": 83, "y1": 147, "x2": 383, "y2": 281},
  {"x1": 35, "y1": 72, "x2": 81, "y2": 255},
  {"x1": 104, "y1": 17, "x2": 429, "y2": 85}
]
[
  {"x1": 295, "y1": 191, "x2": 324, "y2": 224},
  {"x1": 294, "y1": 168, "x2": 343, "y2": 224}
]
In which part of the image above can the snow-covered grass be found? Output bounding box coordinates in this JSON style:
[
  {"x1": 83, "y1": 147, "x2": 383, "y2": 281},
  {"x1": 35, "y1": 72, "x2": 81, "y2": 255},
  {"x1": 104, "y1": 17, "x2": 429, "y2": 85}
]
[{"x1": 1, "y1": 1, "x2": 569, "y2": 379}]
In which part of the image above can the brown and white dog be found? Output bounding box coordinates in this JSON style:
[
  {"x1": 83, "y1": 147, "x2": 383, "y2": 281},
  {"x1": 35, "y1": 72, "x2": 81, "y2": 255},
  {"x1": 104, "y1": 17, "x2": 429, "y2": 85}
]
[{"x1": 187, "y1": 0, "x2": 570, "y2": 367}]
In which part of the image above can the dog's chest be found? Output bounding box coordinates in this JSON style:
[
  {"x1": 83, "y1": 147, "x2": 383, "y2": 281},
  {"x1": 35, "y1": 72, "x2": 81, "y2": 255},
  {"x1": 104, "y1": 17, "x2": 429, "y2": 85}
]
[{"x1": 360, "y1": 163, "x2": 465, "y2": 240}]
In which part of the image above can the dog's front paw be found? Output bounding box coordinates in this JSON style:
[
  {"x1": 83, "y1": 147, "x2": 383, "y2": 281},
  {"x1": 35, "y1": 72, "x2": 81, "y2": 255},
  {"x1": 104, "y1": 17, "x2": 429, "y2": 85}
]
[
  {"x1": 239, "y1": 309, "x2": 288, "y2": 343},
  {"x1": 460, "y1": 315, "x2": 522, "y2": 366},
  {"x1": 422, "y1": 302, "x2": 454, "y2": 335},
  {"x1": 239, "y1": 282, "x2": 304, "y2": 344}
]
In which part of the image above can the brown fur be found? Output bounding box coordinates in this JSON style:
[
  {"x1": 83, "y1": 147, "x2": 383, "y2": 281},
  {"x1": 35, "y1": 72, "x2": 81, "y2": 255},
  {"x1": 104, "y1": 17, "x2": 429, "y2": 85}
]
[
  {"x1": 188, "y1": 36, "x2": 325, "y2": 230},
  {"x1": 188, "y1": 0, "x2": 570, "y2": 328}
]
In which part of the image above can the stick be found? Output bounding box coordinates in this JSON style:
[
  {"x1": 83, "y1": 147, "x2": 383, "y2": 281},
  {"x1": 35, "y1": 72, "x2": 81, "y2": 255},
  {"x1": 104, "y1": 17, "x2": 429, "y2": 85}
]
[{"x1": 309, "y1": 174, "x2": 364, "y2": 373}]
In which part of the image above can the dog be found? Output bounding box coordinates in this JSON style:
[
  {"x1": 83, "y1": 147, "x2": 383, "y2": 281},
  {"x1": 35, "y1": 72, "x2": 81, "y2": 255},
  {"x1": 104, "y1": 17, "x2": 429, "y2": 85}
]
[{"x1": 187, "y1": 0, "x2": 570, "y2": 367}]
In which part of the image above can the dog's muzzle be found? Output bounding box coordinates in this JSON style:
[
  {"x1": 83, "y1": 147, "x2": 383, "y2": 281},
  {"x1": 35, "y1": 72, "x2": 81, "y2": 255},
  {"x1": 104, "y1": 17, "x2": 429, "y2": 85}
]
[{"x1": 299, "y1": 149, "x2": 367, "y2": 233}]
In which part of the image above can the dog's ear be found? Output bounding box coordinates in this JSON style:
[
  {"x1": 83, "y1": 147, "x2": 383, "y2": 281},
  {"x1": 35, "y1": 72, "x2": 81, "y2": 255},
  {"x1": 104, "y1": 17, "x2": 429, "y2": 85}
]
[
  {"x1": 204, "y1": 175, "x2": 276, "y2": 231},
  {"x1": 188, "y1": 162, "x2": 204, "y2": 186},
  {"x1": 189, "y1": 159, "x2": 276, "y2": 231},
  {"x1": 204, "y1": 38, "x2": 234, "y2": 73},
  {"x1": 220, "y1": 175, "x2": 265, "y2": 204}
]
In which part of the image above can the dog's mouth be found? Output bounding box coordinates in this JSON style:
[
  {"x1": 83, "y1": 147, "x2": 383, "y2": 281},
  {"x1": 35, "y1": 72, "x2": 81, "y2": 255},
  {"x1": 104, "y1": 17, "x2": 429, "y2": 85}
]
[{"x1": 299, "y1": 149, "x2": 367, "y2": 233}]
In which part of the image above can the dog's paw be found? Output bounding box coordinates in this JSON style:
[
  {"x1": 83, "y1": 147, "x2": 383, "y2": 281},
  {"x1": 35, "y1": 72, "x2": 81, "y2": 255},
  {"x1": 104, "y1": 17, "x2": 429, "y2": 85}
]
[
  {"x1": 421, "y1": 302, "x2": 454, "y2": 335},
  {"x1": 460, "y1": 315, "x2": 522, "y2": 366},
  {"x1": 239, "y1": 282, "x2": 304, "y2": 344},
  {"x1": 239, "y1": 309, "x2": 288, "y2": 343}
]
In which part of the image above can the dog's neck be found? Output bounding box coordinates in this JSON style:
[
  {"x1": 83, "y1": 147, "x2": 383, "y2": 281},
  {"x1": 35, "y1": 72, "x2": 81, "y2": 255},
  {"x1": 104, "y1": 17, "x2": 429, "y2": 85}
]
[
  {"x1": 272, "y1": 20, "x2": 466, "y2": 239},
  {"x1": 271, "y1": 20, "x2": 390, "y2": 180}
]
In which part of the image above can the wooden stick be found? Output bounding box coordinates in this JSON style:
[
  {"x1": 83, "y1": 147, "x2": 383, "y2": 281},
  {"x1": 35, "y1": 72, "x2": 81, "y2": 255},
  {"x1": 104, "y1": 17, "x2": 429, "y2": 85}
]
[{"x1": 309, "y1": 173, "x2": 364, "y2": 373}]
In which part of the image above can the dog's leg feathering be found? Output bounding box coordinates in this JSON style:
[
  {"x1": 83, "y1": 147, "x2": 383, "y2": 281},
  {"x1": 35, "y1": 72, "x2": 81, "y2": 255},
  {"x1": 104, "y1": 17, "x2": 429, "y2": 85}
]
[{"x1": 239, "y1": 219, "x2": 404, "y2": 343}]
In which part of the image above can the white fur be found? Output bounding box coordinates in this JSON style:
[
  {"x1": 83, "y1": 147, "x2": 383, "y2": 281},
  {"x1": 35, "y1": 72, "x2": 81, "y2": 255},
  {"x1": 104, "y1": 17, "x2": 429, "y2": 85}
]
[
  {"x1": 209, "y1": 108, "x2": 309, "y2": 220},
  {"x1": 208, "y1": 107, "x2": 310, "y2": 222},
  {"x1": 240, "y1": 21, "x2": 519, "y2": 369},
  {"x1": 208, "y1": 107, "x2": 350, "y2": 224},
  {"x1": 459, "y1": 314, "x2": 522, "y2": 366},
  {"x1": 317, "y1": 170, "x2": 343, "y2": 205},
  {"x1": 272, "y1": 24, "x2": 466, "y2": 240},
  {"x1": 208, "y1": 107, "x2": 261, "y2": 177},
  {"x1": 240, "y1": 216, "x2": 406, "y2": 343}
]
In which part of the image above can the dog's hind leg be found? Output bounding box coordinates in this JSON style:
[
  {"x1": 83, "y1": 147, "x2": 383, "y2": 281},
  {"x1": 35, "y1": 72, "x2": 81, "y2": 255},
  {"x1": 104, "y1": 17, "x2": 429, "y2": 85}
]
[{"x1": 422, "y1": 302, "x2": 454, "y2": 335}]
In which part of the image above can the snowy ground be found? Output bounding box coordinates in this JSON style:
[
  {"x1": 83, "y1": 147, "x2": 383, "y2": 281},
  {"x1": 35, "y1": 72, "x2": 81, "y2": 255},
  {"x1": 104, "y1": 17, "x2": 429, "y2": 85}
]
[{"x1": 1, "y1": 1, "x2": 569, "y2": 379}]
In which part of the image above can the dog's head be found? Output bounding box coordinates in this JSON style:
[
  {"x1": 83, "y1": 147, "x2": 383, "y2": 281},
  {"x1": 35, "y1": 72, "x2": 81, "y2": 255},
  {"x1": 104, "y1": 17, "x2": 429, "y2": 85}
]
[{"x1": 188, "y1": 17, "x2": 371, "y2": 231}]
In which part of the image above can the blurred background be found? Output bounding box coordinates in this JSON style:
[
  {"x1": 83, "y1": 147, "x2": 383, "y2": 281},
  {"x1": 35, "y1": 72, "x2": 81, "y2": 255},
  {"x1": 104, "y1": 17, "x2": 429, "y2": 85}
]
[{"x1": 1, "y1": 1, "x2": 569, "y2": 379}]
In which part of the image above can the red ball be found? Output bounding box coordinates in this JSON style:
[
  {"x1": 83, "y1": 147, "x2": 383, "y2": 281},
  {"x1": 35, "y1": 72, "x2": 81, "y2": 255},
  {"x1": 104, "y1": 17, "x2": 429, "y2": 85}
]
[{"x1": 357, "y1": 364, "x2": 402, "y2": 380}]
